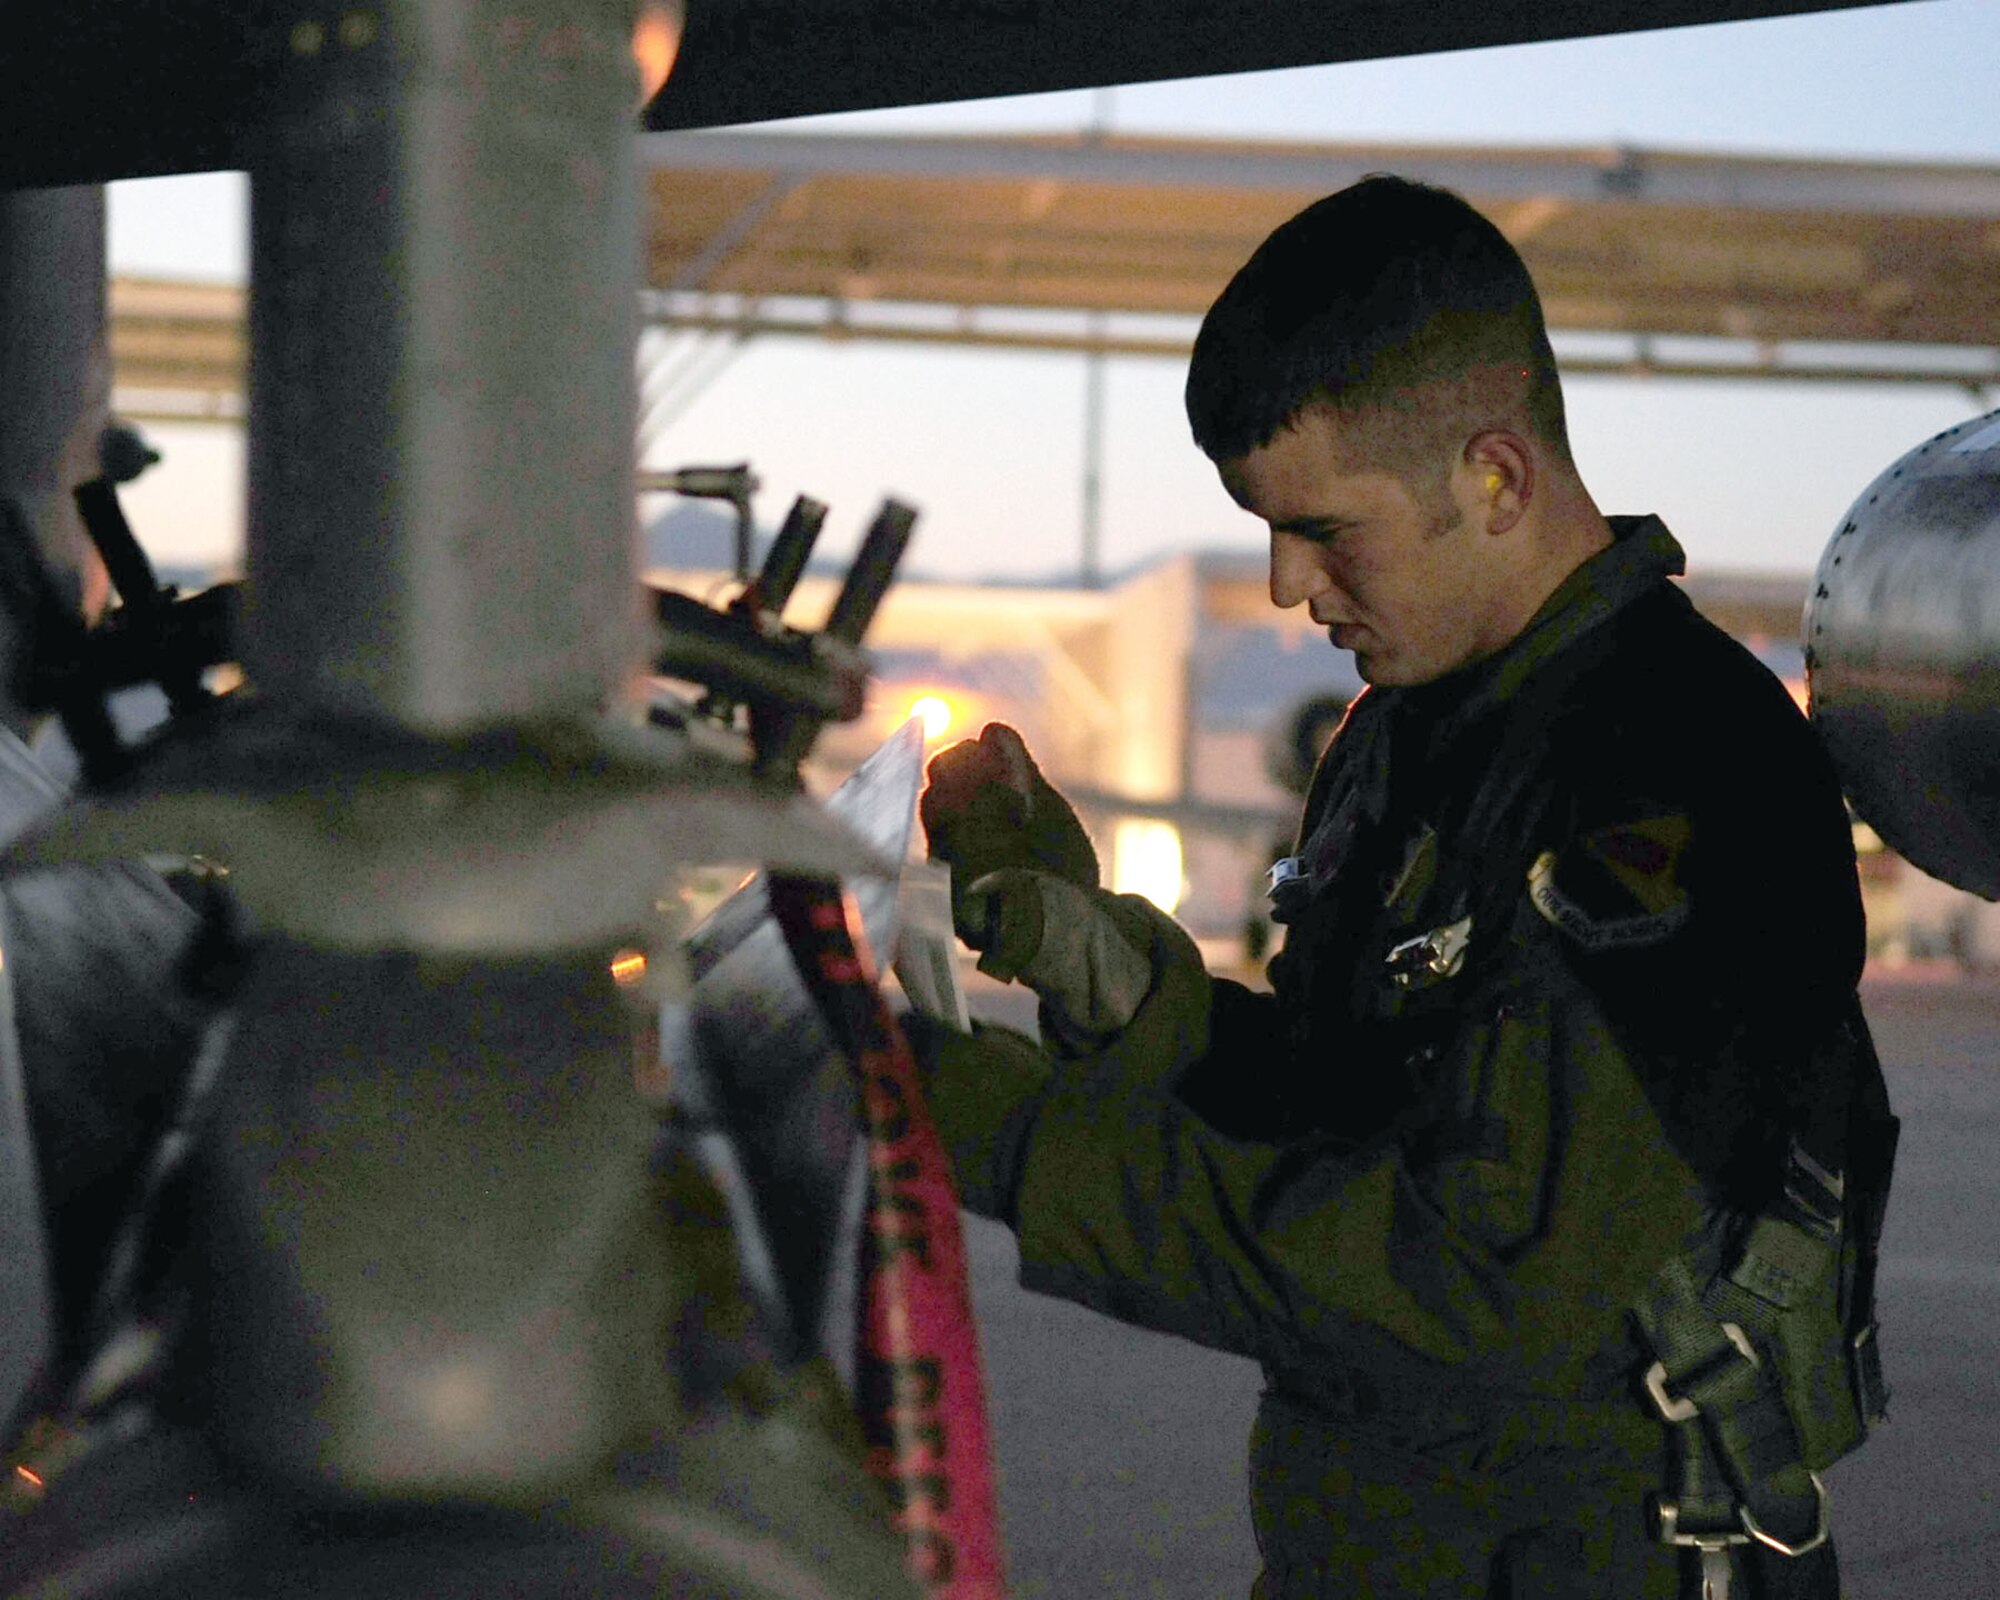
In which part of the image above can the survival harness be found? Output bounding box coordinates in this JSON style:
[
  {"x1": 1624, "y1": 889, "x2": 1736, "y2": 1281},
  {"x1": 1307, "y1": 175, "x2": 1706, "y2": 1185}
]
[
  {"x1": 1271, "y1": 638, "x2": 1899, "y2": 1598},
  {"x1": 1629, "y1": 1002, "x2": 1897, "y2": 1594}
]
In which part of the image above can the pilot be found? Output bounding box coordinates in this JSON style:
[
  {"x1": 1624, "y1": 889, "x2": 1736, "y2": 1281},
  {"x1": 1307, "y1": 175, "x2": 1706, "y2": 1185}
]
[{"x1": 909, "y1": 176, "x2": 1888, "y2": 1600}]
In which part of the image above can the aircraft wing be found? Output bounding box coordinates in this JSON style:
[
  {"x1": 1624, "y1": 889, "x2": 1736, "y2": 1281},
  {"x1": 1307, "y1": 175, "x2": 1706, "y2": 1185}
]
[{"x1": 0, "y1": 1, "x2": 1919, "y2": 188}]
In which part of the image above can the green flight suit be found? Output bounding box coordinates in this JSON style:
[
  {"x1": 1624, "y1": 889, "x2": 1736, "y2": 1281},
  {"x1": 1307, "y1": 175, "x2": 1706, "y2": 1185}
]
[{"x1": 923, "y1": 518, "x2": 1867, "y2": 1599}]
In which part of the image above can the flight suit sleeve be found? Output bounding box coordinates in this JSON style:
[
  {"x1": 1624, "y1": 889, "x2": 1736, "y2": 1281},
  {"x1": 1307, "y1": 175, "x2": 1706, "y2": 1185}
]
[
  {"x1": 914, "y1": 943, "x2": 1278, "y2": 1218},
  {"x1": 919, "y1": 672, "x2": 1848, "y2": 1376},
  {"x1": 915, "y1": 811, "x2": 1711, "y2": 1377},
  {"x1": 1524, "y1": 672, "x2": 1868, "y2": 1198},
  {"x1": 987, "y1": 966, "x2": 1708, "y2": 1376}
]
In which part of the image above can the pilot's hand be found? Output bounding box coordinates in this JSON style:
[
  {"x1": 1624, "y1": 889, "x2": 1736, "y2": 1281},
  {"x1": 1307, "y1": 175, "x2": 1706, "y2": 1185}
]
[{"x1": 920, "y1": 723, "x2": 1097, "y2": 945}]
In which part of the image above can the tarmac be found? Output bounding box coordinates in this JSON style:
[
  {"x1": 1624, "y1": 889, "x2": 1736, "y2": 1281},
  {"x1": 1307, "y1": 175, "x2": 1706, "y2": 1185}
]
[{"x1": 959, "y1": 971, "x2": 2000, "y2": 1598}]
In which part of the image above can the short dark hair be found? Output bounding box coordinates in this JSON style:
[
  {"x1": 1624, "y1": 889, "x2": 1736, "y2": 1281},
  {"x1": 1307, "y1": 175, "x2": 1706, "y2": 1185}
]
[{"x1": 1185, "y1": 175, "x2": 1569, "y2": 474}]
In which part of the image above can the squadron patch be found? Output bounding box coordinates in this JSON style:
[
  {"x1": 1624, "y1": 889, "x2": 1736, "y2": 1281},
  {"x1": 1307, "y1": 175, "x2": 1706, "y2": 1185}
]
[{"x1": 1528, "y1": 813, "x2": 1692, "y2": 952}]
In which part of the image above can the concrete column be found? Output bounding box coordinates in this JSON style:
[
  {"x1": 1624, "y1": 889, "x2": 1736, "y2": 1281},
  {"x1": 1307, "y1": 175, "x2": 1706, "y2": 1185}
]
[
  {"x1": 0, "y1": 188, "x2": 106, "y2": 727},
  {"x1": 245, "y1": 1, "x2": 641, "y2": 731},
  {"x1": 0, "y1": 183, "x2": 103, "y2": 1438}
]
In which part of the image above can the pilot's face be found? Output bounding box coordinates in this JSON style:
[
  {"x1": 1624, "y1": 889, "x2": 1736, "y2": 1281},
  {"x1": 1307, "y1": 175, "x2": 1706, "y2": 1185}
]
[{"x1": 1219, "y1": 405, "x2": 1498, "y2": 688}]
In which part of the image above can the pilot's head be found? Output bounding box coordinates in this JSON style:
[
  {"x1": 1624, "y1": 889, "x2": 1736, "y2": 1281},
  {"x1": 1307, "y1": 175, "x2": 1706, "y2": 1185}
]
[
  {"x1": 1186, "y1": 176, "x2": 1569, "y2": 478},
  {"x1": 1186, "y1": 176, "x2": 1594, "y2": 688}
]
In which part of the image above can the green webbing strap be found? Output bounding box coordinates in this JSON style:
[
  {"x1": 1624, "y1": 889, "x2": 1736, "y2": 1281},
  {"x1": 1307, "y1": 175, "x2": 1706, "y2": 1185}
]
[
  {"x1": 1837, "y1": 1015, "x2": 1900, "y2": 1429},
  {"x1": 1633, "y1": 995, "x2": 1877, "y2": 1572},
  {"x1": 1637, "y1": 1233, "x2": 1834, "y2": 1557}
]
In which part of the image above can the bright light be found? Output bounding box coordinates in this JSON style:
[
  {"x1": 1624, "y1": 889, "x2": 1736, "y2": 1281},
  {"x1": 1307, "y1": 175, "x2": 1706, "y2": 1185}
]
[
  {"x1": 908, "y1": 695, "x2": 955, "y2": 741},
  {"x1": 1111, "y1": 819, "x2": 1184, "y2": 916},
  {"x1": 631, "y1": 4, "x2": 683, "y2": 104},
  {"x1": 609, "y1": 949, "x2": 648, "y2": 986}
]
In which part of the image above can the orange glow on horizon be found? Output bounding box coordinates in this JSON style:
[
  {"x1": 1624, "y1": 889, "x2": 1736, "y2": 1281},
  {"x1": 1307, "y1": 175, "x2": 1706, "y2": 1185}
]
[
  {"x1": 632, "y1": 5, "x2": 682, "y2": 104},
  {"x1": 906, "y1": 695, "x2": 956, "y2": 742}
]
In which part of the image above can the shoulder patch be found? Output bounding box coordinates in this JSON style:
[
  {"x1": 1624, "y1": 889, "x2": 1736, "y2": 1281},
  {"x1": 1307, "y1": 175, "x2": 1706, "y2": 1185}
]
[{"x1": 1528, "y1": 813, "x2": 1692, "y2": 952}]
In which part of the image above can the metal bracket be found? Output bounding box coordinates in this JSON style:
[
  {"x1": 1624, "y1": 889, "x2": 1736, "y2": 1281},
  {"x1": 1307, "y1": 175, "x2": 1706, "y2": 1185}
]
[
  {"x1": 1644, "y1": 1320, "x2": 1759, "y2": 1424},
  {"x1": 1654, "y1": 1496, "x2": 1748, "y2": 1549},
  {"x1": 1385, "y1": 914, "x2": 1472, "y2": 988},
  {"x1": 1738, "y1": 1472, "x2": 1832, "y2": 1557}
]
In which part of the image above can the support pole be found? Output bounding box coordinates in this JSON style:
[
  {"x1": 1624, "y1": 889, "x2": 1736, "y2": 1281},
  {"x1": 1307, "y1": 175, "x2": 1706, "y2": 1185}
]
[
  {"x1": 1080, "y1": 332, "x2": 1105, "y2": 589},
  {"x1": 1077, "y1": 85, "x2": 1114, "y2": 591},
  {"x1": 0, "y1": 185, "x2": 104, "y2": 1428},
  {"x1": 0, "y1": 189, "x2": 106, "y2": 735},
  {"x1": 245, "y1": 1, "x2": 640, "y2": 732}
]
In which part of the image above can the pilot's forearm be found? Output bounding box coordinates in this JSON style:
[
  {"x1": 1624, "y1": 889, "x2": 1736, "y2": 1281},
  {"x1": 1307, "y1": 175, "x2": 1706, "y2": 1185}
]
[{"x1": 913, "y1": 1017, "x2": 1055, "y2": 1221}]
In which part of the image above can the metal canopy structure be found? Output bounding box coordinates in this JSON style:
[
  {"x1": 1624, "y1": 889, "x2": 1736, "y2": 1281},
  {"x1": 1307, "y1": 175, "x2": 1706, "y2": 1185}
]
[
  {"x1": 106, "y1": 131, "x2": 2000, "y2": 423},
  {"x1": 638, "y1": 131, "x2": 2000, "y2": 388},
  {"x1": 110, "y1": 277, "x2": 247, "y2": 422}
]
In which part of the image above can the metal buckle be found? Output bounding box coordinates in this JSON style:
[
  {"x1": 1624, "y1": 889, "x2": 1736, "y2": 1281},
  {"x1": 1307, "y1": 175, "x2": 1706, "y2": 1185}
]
[
  {"x1": 1788, "y1": 1139, "x2": 1846, "y2": 1204},
  {"x1": 1651, "y1": 1512, "x2": 1745, "y2": 1600},
  {"x1": 1384, "y1": 915, "x2": 1472, "y2": 987},
  {"x1": 1653, "y1": 1496, "x2": 1748, "y2": 1548},
  {"x1": 1265, "y1": 855, "x2": 1305, "y2": 897},
  {"x1": 1851, "y1": 1320, "x2": 1882, "y2": 1380},
  {"x1": 1645, "y1": 1322, "x2": 1759, "y2": 1423},
  {"x1": 1266, "y1": 855, "x2": 1313, "y2": 924},
  {"x1": 1738, "y1": 1472, "x2": 1832, "y2": 1556},
  {"x1": 1850, "y1": 1320, "x2": 1890, "y2": 1423},
  {"x1": 1781, "y1": 1139, "x2": 1846, "y2": 1235}
]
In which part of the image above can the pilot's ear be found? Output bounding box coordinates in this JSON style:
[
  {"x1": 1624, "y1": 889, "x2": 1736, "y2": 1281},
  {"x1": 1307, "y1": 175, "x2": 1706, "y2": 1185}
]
[{"x1": 1462, "y1": 431, "x2": 1532, "y2": 533}]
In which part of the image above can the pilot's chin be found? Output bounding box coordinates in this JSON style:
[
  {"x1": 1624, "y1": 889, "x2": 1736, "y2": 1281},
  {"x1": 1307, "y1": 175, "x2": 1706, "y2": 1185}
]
[{"x1": 1354, "y1": 651, "x2": 1426, "y2": 688}]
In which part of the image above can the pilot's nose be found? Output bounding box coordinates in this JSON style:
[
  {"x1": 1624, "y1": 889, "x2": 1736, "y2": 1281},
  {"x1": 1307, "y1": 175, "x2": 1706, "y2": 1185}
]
[{"x1": 1270, "y1": 529, "x2": 1332, "y2": 613}]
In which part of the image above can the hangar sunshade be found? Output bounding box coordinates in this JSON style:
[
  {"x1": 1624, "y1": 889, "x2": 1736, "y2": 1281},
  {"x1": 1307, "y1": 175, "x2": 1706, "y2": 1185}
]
[
  {"x1": 105, "y1": 128, "x2": 2000, "y2": 424},
  {"x1": 639, "y1": 131, "x2": 2000, "y2": 386}
]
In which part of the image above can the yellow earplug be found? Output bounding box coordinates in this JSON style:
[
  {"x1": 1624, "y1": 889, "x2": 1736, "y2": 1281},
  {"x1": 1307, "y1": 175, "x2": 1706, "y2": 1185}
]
[{"x1": 1483, "y1": 470, "x2": 1504, "y2": 497}]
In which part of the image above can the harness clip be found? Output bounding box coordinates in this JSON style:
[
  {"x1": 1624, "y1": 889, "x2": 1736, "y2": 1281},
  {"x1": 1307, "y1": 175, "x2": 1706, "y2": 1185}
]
[
  {"x1": 1384, "y1": 915, "x2": 1473, "y2": 988},
  {"x1": 1653, "y1": 1496, "x2": 1747, "y2": 1549},
  {"x1": 1644, "y1": 1321, "x2": 1758, "y2": 1424},
  {"x1": 1738, "y1": 1472, "x2": 1832, "y2": 1557},
  {"x1": 1265, "y1": 855, "x2": 1312, "y2": 925}
]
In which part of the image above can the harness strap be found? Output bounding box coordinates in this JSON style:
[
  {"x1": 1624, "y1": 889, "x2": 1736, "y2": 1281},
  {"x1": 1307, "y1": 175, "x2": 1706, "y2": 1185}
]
[
  {"x1": 1833, "y1": 1008, "x2": 1899, "y2": 1428},
  {"x1": 1636, "y1": 1211, "x2": 1837, "y2": 1557}
]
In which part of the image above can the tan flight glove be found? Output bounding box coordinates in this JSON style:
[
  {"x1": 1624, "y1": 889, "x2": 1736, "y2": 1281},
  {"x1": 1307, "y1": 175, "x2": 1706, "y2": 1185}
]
[
  {"x1": 919, "y1": 723, "x2": 1209, "y2": 1072},
  {"x1": 920, "y1": 722, "x2": 1098, "y2": 921}
]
